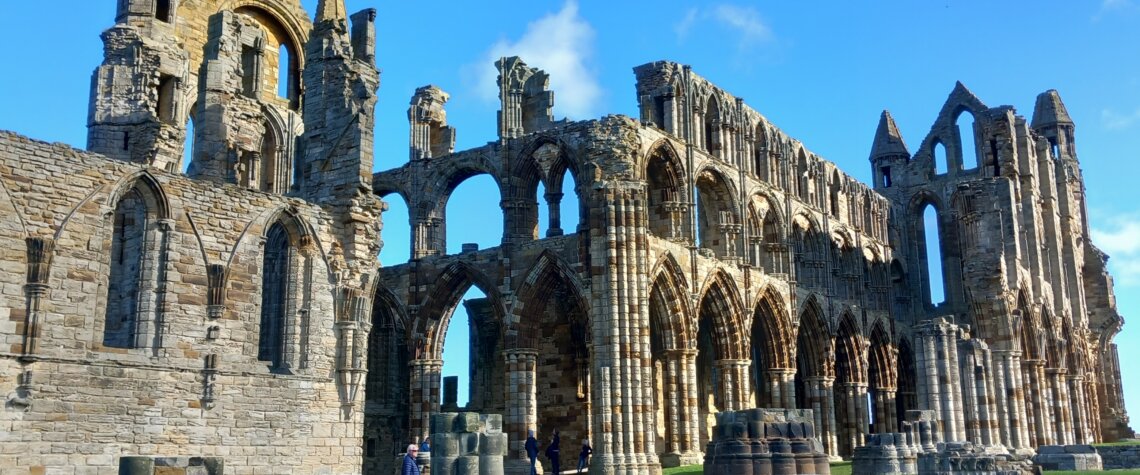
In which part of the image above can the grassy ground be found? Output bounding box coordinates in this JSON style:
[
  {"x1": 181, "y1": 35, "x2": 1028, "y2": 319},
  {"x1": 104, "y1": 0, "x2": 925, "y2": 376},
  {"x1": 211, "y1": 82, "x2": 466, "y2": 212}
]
[
  {"x1": 661, "y1": 463, "x2": 1140, "y2": 475},
  {"x1": 661, "y1": 461, "x2": 852, "y2": 475},
  {"x1": 1094, "y1": 439, "x2": 1140, "y2": 447}
]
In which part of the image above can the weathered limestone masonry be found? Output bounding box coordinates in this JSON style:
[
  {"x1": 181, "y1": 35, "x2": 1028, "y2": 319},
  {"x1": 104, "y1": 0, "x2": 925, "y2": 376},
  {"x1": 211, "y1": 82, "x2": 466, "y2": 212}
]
[
  {"x1": 0, "y1": 2, "x2": 1132, "y2": 475},
  {"x1": 702, "y1": 409, "x2": 831, "y2": 475},
  {"x1": 2, "y1": 0, "x2": 381, "y2": 473},
  {"x1": 429, "y1": 412, "x2": 509, "y2": 475},
  {"x1": 369, "y1": 58, "x2": 1132, "y2": 475}
]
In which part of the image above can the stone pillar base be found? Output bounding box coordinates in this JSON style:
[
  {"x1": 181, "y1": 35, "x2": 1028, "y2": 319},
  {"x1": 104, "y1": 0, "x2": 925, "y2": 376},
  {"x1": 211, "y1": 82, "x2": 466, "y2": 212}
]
[
  {"x1": 505, "y1": 458, "x2": 543, "y2": 475},
  {"x1": 660, "y1": 451, "x2": 703, "y2": 468}
]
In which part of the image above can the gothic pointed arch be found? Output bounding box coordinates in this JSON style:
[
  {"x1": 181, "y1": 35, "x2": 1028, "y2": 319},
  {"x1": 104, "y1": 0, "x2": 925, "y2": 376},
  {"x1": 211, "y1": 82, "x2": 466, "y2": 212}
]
[
  {"x1": 508, "y1": 250, "x2": 589, "y2": 349},
  {"x1": 100, "y1": 172, "x2": 174, "y2": 351},
  {"x1": 649, "y1": 252, "x2": 694, "y2": 351},
  {"x1": 867, "y1": 319, "x2": 895, "y2": 392},
  {"x1": 645, "y1": 139, "x2": 688, "y2": 241},
  {"x1": 751, "y1": 286, "x2": 794, "y2": 370},
  {"x1": 255, "y1": 209, "x2": 314, "y2": 372},
  {"x1": 694, "y1": 165, "x2": 740, "y2": 257},
  {"x1": 696, "y1": 269, "x2": 747, "y2": 360},
  {"x1": 795, "y1": 296, "x2": 832, "y2": 379},
  {"x1": 416, "y1": 261, "x2": 506, "y2": 359}
]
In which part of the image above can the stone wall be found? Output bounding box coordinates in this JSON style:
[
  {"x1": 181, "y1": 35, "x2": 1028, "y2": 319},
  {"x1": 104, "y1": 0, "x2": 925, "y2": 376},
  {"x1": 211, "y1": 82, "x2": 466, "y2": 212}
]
[
  {"x1": 1094, "y1": 444, "x2": 1140, "y2": 470},
  {"x1": 0, "y1": 127, "x2": 362, "y2": 473}
]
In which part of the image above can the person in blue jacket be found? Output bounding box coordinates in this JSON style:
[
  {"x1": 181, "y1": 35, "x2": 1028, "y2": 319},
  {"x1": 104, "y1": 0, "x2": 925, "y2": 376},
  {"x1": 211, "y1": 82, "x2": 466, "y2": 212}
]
[
  {"x1": 401, "y1": 444, "x2": 420, "y2": 475},
  {"x1": 545, "y1": 430, "x2": 561, "y2": 474},
  {"x1": 525, "y1": 430, "x2": 540, "y2": 475},
  {"x1": 577, "y1": 439, "x2": 592, "y2": 474}
]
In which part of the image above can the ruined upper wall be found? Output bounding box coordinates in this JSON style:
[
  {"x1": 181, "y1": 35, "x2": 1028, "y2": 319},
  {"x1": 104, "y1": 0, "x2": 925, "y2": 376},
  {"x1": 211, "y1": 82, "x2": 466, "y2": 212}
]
[{"x1": 633, "y1": 60, "x2": 890, "y2": 243}]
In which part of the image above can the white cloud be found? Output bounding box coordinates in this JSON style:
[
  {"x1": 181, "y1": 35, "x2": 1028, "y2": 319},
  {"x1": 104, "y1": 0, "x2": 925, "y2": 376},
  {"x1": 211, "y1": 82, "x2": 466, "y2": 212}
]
[
  {"x1": 1101, "y1": 108, "x2": 1140, "y2": 130},
  {"x1": 1091, "y1": 214, "x2": 1140, "y2": 287},
  {"x1": 712, "y1": 5, "x2": 773, "y2": 45},
  {"x1": 674, "y1": 4, "x2": 774, "y2": 50},
  {"x1": 675, "y1": 8, "x2": 699, "y2": 42},
  {"x1": 469, "y1": 1, "x2": 600, "y2": 120},
  {"x1": 1094, "y1": 0, "x2": 1135, "y2": 20}
]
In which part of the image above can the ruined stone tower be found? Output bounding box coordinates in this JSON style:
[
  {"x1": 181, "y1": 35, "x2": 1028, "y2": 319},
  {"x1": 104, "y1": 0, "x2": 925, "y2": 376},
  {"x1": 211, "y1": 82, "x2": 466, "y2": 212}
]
[
  {"x1": 0, "y1": 2, "x2": 1132, "y2": 475},
  {"x1": 3, "y1": 0, "x2": 384, "y2": 472}
]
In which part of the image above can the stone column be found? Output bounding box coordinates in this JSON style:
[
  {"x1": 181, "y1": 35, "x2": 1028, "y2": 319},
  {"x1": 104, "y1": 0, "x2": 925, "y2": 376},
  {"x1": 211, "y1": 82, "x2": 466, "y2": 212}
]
[
  {"x1": 503, "y1": 349, "x2": 538, "y2": 474},
  {"x1": 872, "y1": 388, "x2": 898, "y2": 433},
  {"x1": 661, "y1": 349, "x2": 702, "y2": 467},
  {"x1": 1068, "y1": 375, "x2": 1089, "y2": 444},
  {"x1": 715, "y1": 359, "x2": 751, "y2": 411},
  {"x1": 914, "y1": 318, "x2": 972, "y2": 443},
  {"x1": 806, "y1": 376, "x2": 838, "y2": 457},
  {"x1": 544, "y1": 191, "x2": 563, "y2": 237},
  {"x1": 1047, "y1": 367, "x2": 1073, "y2": 445},
  {"x1": 765, "y1": 368, "x2": 797, "y2": 410},
  {"x1": 1022, "y1": 359, "x2": 1051, "y2": 446},
  {"x1": 409, "y1": 358, "x2": 443, "y2": 441},
  {"x1": 994, "y1": 350, "x2": 1031, "y2": 450},
  {"x1": 958, "y1": 339, "x2": 998, "y2": 446},
  {"x1": 589, "y1": 182, "x2": 661, "y2": 474},
  {"x1": 837, "y1": 382, "x2": 868, "y2": 454}
]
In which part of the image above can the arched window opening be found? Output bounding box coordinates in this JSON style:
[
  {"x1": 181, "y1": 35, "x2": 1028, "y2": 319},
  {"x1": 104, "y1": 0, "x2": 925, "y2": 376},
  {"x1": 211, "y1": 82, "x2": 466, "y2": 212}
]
[
  {"x1": 364, "y1": 293, "x2": 410, "y2": 473},
  {"x1": 536, "y1": 170, "x2": 581, "y2": 238},
  {"x1": 922, "y1": 204, "x2": 945, "y2": 305},
  {"x1": 696, "y1": 313, "x2": 719, "y2": 447},
  {"x1": 258, "y1": 121, "x2": 287, "y2": 193},
  {"x1": 934, "y1": 142, "x2": 948, "y2": 175},
  {"x1": 704, "y1": 98, "x2": 721, "y2": 155},
  {"x1": 157, "y1": 75, "x2": 176, "y2": 124},
  {"x1": 989, "y1": 139, "x2": 1001, "y2": 177},
  {"x1": 104, "y1": 189, "x2": 149, "y2": 348},
  {"x1": 536, "y1": 181, "x2": 549, "y2": 238},
  {"x1": 694, "y1": 169, "x2": 735, "y2": 258},
  {"x1": 277, "y1": 44, "x2": 291, "y2": 99},
  {"x1": 378, "y1": 193, "x2": 411, "y2": 265},
  {"x1": 445, "y1": 174, "x2": 502, "y2": 254},
  {"x1": 646, "y1": 148, "x2": 684, "y2": 240},
  {"x1": 754, "y1": 126, "x2": 769, "y2": 182},
  {"x1": 259, "y1": 222, "x2": 291, "y2": 370},
  {"x1": 957, "y1": 111, "x2": 978, "y2": 170},
  {"x1": 829, "y1": 173, "x2": 842, "y2": 217},
  {"x1": 182, "y1": 110, "x2": 196, "y2": 174},
  {"x1": 441, "y1": 287, "x2": 487, "y2": 409},
  {"x1": 895, "y1": 339, "x2": 917, "y2": 429},
  {"x1": 241, "y1": 44, "x2": 259, "y2": 98},
  {"x1": 155, "y1": 0, "x2": 173, "y2": 23},
  {"x1": 1051, "y1": 140, "x2": 1060, "y2": 161}
]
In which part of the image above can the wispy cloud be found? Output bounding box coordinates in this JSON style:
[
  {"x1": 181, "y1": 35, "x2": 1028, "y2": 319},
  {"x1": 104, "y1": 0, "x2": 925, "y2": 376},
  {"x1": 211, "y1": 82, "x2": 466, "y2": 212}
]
[
  {"x1": 1101, "y1": 107, "x2": 1140, "y2": 130},
  {"x1": 1094, "y1": 0, "x2": 1135, "y2": 21},
  {"x1": 675, "y1": 8, "x2": 699, "y2": 42},
  {"x1": 1091, "y1": 214, "x2": 1140, "y2": 287},
  {"x1": 674, "y1": 4, "x2": 774, "y2": 50},
  {"x1": 467, "y1": 1, "x2": 600, "y2": 120}
]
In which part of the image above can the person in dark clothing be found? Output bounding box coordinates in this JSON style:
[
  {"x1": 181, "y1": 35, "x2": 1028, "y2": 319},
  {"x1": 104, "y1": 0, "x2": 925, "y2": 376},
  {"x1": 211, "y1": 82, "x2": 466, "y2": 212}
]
[
  {"x1": 420, "y1": 437, "x2": 431, "y2": 453},
  {"x1": 545, "y1": 430, "x2": 561, "y2": 474},
  {"x1": 577, "y1": 439, "x2": 592, "y2": 474},
  {"x1": 525, "y1": 430, "x2": 540, "y2": 475},
  {"x1": 401, "y1": 444, "x2": 420, "y2": 475}
]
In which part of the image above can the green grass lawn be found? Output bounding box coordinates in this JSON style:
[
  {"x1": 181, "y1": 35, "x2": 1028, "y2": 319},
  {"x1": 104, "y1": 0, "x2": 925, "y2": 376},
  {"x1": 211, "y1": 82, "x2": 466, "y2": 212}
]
[
  {"x1": 662, "y1": 461, "x2": 852, "y2": 475},
  {"x1": 661, "y1": 462, "x2": 1140, "y2": 475}
]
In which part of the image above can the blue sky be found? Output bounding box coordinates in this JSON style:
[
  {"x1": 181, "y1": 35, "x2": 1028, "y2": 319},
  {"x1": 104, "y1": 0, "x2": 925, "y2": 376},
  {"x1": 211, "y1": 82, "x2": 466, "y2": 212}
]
[{"x1": 2, "y1": 1, "x2": 1139, "y2": 417}]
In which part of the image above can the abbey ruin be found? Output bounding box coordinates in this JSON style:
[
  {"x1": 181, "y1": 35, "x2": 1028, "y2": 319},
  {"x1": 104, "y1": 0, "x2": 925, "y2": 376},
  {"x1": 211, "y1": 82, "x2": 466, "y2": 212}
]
[{"x1": 0, "y1": 0, "x2": 1131, "y2": 474}]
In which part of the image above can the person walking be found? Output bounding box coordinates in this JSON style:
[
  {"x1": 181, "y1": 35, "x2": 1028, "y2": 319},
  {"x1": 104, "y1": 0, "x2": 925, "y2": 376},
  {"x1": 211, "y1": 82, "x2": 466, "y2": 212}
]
[
  {"x1": 577, "y1": 439, "x2": 592, "y2": 474},
  {"x1": 401, "y1": 444, "x2": 421, "y2": 475},
  {"x1": 525, "y1": 430, "x2": 540, "y2": 475},
  {"x1": 545, "y1": 430, "x2": 561, "y2": 474}
]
